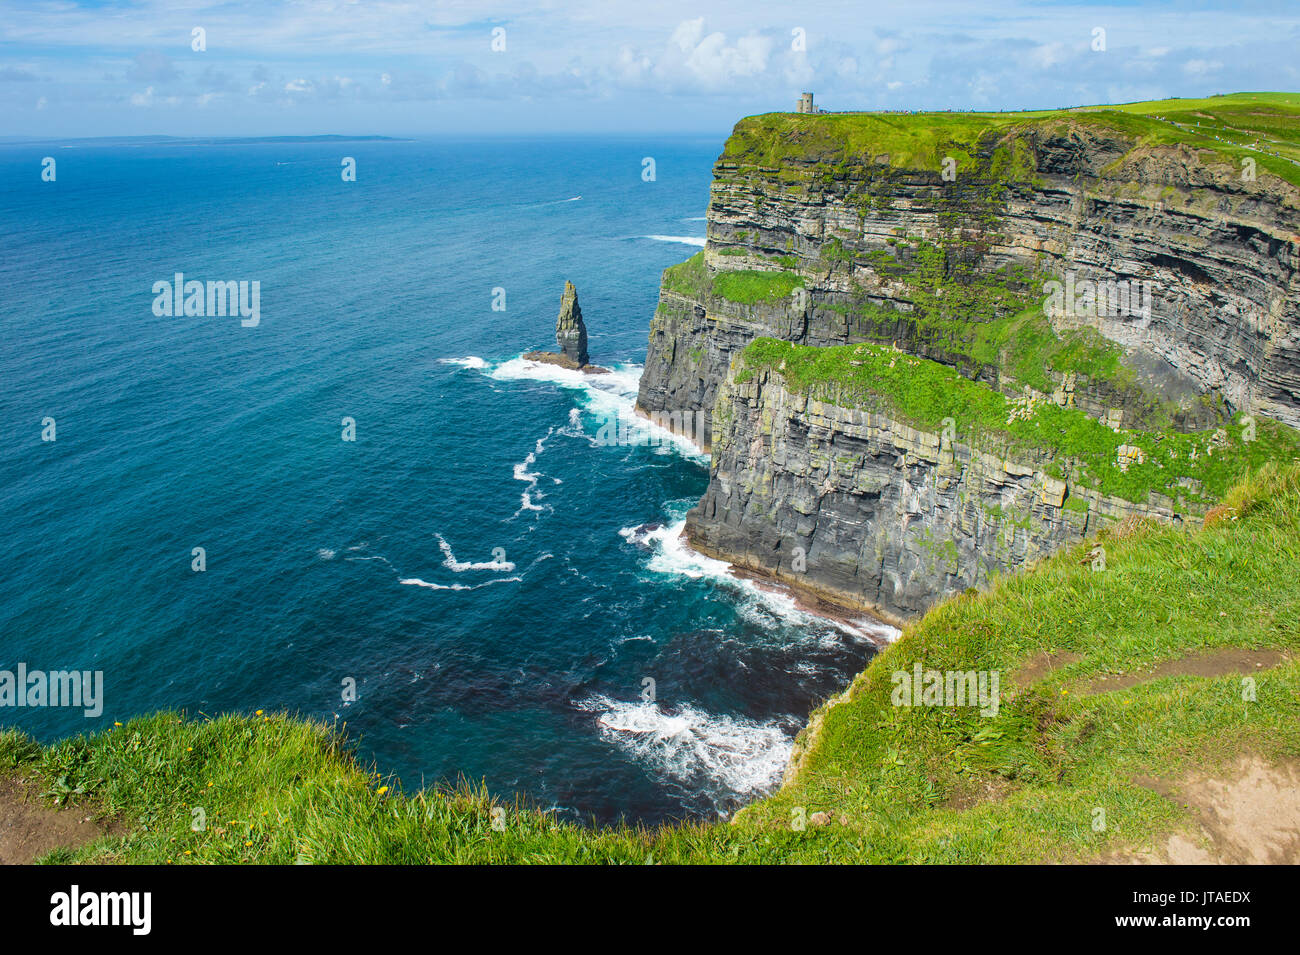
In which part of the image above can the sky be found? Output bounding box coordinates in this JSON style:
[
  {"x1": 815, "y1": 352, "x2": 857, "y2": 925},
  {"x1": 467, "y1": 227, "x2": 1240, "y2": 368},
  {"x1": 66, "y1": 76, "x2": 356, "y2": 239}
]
[{"x1": 1, "y1": 0, "x2": 1297, "y2": 139}]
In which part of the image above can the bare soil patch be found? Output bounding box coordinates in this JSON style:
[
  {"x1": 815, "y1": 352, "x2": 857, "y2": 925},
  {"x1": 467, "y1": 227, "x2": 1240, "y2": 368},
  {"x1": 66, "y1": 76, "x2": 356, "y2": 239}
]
[
  {"x1": 944, "y1": 775, "x2": 1015, "y2": 811},
  {"x1": 0, "y1": 773, "x2": 107, "y2": 864},
  {"x1": 1116, "y1": 756, "x2": 1300, "y2": 864},
  {"x1": 1075, "y1": 648, "x2": 1286, "y2": 695},
  {"x1": 1008, "y1": 650, "x2": 1082, "y2": 691}
]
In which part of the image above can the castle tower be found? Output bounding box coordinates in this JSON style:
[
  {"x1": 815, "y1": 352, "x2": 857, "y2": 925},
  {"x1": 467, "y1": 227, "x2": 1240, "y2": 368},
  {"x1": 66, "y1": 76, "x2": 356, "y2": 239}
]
[{"x1": 797, "y1": 92, "x2": 815, "y2": 114}]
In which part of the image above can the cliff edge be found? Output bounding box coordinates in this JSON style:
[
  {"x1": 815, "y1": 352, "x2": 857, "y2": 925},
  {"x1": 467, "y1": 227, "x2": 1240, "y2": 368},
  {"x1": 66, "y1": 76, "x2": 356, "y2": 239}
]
[{"x1": 637, "y1": 93, "x2": 1300, "y2": 619}]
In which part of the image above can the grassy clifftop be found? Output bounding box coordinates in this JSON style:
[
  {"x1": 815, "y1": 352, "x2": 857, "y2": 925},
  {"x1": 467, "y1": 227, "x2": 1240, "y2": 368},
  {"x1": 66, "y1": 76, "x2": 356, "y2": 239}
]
[
  {"x1": 5, "y1": 462, "x2": 1299, "y2": 864},
  {"x1": 722, "y1": 92, "x2": 1300, "y2": 188}
]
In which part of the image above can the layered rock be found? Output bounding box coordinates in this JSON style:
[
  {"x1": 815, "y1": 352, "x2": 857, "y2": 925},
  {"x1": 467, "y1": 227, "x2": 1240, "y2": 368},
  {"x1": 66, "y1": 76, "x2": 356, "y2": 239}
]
[
  {"x1": 526, "y1": 280, "x2": 604, "y2": 372},
  {"x1": 687, "y1": 365, "x2": 1176, "y2": 622},
  {"x1": 637, "y1": 105, "x2": 1300, "y2": 619},
  {"x1": 637, "y1": 119, "x2": 1300, "y2": 450},
  {"x1": 555, "y1": 280, "x2": 589, "y2": 367}
]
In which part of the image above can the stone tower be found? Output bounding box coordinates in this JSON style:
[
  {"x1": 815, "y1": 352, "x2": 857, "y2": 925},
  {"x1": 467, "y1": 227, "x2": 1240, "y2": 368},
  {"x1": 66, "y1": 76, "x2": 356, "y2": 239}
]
[
  {"x1": 555, "y1": 280, "x2": 589, "y2": 367},
  {"x1": 798, "y1": 92, "x2": 815, "y2": 114}
]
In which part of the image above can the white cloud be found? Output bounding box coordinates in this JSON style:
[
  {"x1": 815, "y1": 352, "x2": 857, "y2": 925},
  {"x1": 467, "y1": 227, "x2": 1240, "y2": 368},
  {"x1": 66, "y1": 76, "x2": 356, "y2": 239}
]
[
  {"x1": 128, "y1": 85, "x2": 179, "y2": 107},
  {"x1": 1029, "y1": 42, "x2": 1066, "y2": 70},
  {"x1": 5, "y1": 0, "x2": 1299, "y2": 134}
]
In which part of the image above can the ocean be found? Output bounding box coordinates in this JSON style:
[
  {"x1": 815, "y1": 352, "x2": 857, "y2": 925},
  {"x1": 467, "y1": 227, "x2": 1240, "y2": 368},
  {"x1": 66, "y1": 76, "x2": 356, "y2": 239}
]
[{"x1": 0, "y1": 135, "x2": 889, "y2": 826}]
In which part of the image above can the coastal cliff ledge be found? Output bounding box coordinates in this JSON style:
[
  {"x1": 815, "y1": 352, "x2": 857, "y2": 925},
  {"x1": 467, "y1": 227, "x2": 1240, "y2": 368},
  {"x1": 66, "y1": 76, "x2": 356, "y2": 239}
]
[{"x1": 638, "y1": 94, "x2": 1300, "y2": 620}]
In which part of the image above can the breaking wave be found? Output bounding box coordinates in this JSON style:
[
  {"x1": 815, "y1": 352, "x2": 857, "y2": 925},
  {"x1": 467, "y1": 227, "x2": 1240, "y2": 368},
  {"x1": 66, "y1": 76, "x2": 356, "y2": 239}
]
[
  {"x1": 575, "y1": 695, "x2": 794, "y2": 805},
  {"x1": 437, "y1": 534, "x2": 515, "y2": 572},
  {"x1": 622, "y1": 517, "x2": 900, "y2": 645},
  {"x1": 399, "y1": 576, "x2": 522, "y2": 591},
  {"x1": 637, "y1": 234, "x2": 706, "y2": 247}
]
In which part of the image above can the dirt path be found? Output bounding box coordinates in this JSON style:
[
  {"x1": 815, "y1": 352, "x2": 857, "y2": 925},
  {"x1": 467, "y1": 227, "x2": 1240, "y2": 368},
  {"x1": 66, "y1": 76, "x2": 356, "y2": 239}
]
[
  {"x1": 1075, "y1": 648, "x2": 1286, "y2": 695},
  {"x1": 1122, "y1": 756, "x2": 1300, "y2": 864},
  {"x1": 1010, "y1": 646, "x2": 1299, "y2": 864},
  {"x1": 0, "y1": 773, "x2": 107, "y2": 864},
  {"x1": 1009, "y1": 647, "x2": 1287, "y2": 696}
]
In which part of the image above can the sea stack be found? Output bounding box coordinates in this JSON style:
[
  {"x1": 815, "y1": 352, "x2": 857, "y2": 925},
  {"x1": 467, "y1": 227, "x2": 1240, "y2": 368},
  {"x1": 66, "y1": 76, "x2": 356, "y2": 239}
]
[
  {"x1": 523, "y1": 281, "x2": 607, "y2": 373},
  {"x1": 556, "y1": 280, "x2": 589, "y2": 367}
]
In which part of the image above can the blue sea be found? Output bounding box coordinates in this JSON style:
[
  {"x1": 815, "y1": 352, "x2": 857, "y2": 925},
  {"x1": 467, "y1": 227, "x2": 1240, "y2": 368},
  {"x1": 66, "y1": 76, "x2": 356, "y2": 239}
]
[{"x1": 0, "y1": 136, "x2": 890, "y2": 825}]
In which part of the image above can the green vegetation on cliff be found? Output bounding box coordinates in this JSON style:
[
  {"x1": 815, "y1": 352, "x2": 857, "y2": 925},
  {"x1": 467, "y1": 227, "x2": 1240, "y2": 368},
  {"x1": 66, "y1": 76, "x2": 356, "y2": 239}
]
[
  {"x1": 737, "y1": 337, "x2": 1300, "y2": 507},
  {"x1": 662, "y1": 250, "x2": 806, "y2": 306},
  {"x1": 722, "y1": 92, "x2": 1300, "y2": 188},
  {"x1": 827, "y1": 238, "x2": 1155, "y2": 421},
  {"x1": 5, "y1": 463, "x2": 1300, "y2": 864},
  {"x1": 661, "y1": 250, "x2": 708, "y2": 299},
  {"x1": 712, "y1": 269, "x2": 805, "y2": 304}
]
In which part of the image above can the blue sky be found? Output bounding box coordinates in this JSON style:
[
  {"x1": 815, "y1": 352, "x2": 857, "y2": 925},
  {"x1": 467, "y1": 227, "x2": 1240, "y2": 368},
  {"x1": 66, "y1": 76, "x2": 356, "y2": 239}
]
[{"x1": 2, "y1": 0, "x2": 1297, "y2": 138}]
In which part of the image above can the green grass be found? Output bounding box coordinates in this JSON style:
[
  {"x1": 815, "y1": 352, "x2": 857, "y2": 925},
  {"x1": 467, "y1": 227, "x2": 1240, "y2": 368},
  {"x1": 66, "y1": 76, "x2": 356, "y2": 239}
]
[
  {"x1": 662, "y1": 251, "x2": 805, "y2": 306},
  {"x1": 5, "y1": 463, "x2": 1300, "y2": 863},
  {"x1": 661, "y1": 250, "x2": 709, "y2": 299},
  {"x1": 736, "y1": 337, "x2": 1300, "y2": 506},
  {"x1": 722, "y1": 93, "x2": 1300, "y2": 189},
  {"x1": 711, "y1": 269, "x2": 805, "y2": 305}
]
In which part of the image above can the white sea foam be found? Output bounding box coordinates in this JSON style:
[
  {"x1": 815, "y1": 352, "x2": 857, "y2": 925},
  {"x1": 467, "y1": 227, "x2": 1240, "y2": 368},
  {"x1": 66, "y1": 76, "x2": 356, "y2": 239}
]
[
  {"x1": 511, "y1": 429, "x2": 554, "y2": 516},
  {"x1": 399, "y1": 576, "x2": 522, "y2": 591},
  {"x1": 488, "y1": 357, "x2": 708, "y2": 464},
  {"x1": 317, "y1": 548, "x2": 336, "y2": 561},
  {"x1": 436, "y1": 534, "x2": 516, "y2": 572},
  {"x1": 630, "y1": 519, "x2": 733, "y2": 580},
  {"x1": 639, "y1": 234, "x2": 706, "y2": 247},
  {"x1": 439, "y1": 356, "x2": 487, "y2": 369},
  {"x1": 347, "y1": 538, "x2": 521, "y2": 593},
  {"x1": 625, "y1": 518, "x2": 900, "y2": 644},
  {"x1": 490, "y1": 356, "x2": 639, "y2": 394},
  {"x1": 577, "y1": 695, "x2": 792, "y2": 799},
  {"x1": 624, "y1": 518, "x2": 817, "y2": 632}
]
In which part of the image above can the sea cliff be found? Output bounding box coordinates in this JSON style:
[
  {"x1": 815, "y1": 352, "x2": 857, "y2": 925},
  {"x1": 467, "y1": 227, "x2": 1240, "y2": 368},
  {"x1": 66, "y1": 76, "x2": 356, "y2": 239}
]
[{"x1": 637, "y1": 94, "x2": 1300, "y2": 619}]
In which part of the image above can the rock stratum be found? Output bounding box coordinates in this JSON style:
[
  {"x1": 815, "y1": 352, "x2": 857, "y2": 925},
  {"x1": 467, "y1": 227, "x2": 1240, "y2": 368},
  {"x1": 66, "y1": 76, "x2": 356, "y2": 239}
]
[
  {"x1": 635, "y1": 93, "x2": 1300, "y2": 621},
  {"x1": 525, "y1": 280, "x2": 608, "y2": 372}
]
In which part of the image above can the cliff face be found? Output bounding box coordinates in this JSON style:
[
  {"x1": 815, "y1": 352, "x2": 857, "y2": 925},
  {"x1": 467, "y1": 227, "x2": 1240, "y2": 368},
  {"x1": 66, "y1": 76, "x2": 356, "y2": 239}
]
[
  {"x1": 686, "y1": 365, "x2": 1171, "y2": 622},
  {"x1": 638, "y1": 118, "x2": 1300, "y2": 450},
  {"x1": 638, "y1": 100, "x2": 1300, "y2": 619}
]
